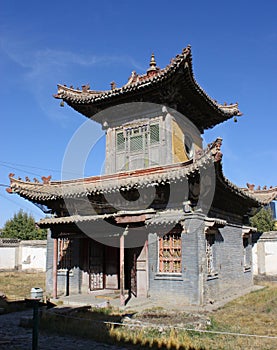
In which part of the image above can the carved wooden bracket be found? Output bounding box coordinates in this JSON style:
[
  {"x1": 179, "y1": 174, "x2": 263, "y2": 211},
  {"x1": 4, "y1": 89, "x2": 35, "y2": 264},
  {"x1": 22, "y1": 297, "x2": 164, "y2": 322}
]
[{"x1": 204, "y1": 217, "x2": 227, "y2": 233}]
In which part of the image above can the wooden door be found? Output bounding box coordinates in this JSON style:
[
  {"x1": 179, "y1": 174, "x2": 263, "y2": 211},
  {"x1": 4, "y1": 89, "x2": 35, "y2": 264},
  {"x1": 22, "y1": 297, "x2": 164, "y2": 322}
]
[
  {"x1": 105, "y1": 246, "x2": 119, "y2": 289},
  {"x1": 89, "y1": 240, "x2": 104, "y2": 290},
  {"x1": 130, "y1": 251, "x2": 137, "y2": 297},
  {"x1": 125, "y1": 247, "x2": 141, "y2": 297}
]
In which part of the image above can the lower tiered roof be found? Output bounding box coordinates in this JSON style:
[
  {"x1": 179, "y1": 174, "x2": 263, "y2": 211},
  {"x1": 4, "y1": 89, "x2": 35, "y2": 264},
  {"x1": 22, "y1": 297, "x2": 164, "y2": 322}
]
[{"x1": 7, "y1": 138, "x2": 268, "y2": 218}]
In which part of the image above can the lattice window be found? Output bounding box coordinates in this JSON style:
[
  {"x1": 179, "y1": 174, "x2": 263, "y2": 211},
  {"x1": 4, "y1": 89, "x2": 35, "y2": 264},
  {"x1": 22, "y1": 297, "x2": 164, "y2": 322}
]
[
  {"x1": 130, "y1": 134, "x2": 143, "y2": 152},
  {"x1": 58, "y1": 238, "x2": 72, "y2": 270},
  {"x1": 150, "y1": 124, "x2": 160, "y2": 144},
  {"x1": 159, "y1": 227, "x2": 181, "y2": 273},
  {"x1": 116, "y1": 132, "x2": 125, "y2": 151},
  {"x1": 117, "y1": 122, "x2": 159, "y2": 154},
  {"x1": 206, "y1": 233, "x2": 217, "y2": 277}
]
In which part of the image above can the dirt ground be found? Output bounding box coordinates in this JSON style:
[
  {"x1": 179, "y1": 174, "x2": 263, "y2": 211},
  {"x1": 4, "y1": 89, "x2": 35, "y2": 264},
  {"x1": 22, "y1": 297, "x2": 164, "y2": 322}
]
[{"x1": 130, "y1": 308, "x2": 211, "y2": 330}]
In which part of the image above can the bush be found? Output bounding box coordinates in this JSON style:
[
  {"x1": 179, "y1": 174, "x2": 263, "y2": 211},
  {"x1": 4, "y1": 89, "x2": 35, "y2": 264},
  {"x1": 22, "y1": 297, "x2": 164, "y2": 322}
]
[
  {"x1": 1, "y1": 210, "x2": 47, "y2": 240},
  {"x1": 250, "y1": 207, "x2": 275, "y2": 232}
]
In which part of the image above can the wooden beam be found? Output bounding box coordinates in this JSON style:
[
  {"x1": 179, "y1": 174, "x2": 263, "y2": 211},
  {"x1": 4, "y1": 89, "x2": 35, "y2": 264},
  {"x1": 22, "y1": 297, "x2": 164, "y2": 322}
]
[
  {"x1": 53, "y1": 238, "x2": 58, "y2": 299},
  {"x1": 115, "y1": 214, "x2": 146, "y2": 224}
]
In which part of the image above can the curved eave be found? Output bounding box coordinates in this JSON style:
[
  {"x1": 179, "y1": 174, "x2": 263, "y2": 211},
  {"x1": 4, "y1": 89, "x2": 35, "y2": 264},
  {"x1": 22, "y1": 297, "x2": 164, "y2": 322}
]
[
  {"x1": 8, "y1": 139, "x2": 223, "y2": 203},
  {"x1": 214, "y1": 162, "x2": 265, "y2": 207},
  {"x1": 8, "y1": 181, "x2": 61, "y2": 202},
  {"x1": 9, "y1": 139, "x2": 258, "y2": 209},
  {"x1": 38, "y1": 213, "x2": 114, "y2": 227},
  {"x1": 53, "y1": 47, "x2": 194, "y2": 104},
  {"x1": 54, "y1": 45, "x2": 241, "y2": 129}
]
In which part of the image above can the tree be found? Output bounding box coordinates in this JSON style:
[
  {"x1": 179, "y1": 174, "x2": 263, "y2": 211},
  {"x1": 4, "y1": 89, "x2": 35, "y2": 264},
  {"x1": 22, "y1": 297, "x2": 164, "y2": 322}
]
[
  {"x1": 1, "y1": 210, "x2": 47, "y2": 240},
  {"x1": 250, "y1": 207, "x2": 276, "y2": 233}
]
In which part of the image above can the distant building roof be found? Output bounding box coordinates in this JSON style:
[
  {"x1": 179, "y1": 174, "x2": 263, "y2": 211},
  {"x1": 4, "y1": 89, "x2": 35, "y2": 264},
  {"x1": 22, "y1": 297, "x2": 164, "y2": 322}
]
[{"x1": 243, "y1": 184, "x2": 277, "y2": 204}]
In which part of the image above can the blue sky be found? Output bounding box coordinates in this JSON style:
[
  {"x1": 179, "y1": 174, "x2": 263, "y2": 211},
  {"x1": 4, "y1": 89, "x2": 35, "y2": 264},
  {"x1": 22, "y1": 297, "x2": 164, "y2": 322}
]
[{"x1": 0, "y1": 0, "x2": 276, "y2": 227}]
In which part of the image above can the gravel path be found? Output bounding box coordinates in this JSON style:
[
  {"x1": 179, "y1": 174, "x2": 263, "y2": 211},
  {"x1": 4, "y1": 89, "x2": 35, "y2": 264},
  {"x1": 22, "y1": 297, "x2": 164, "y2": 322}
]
[{"x1": 0, "y1": 310, "x2": 132, "y2": 350}]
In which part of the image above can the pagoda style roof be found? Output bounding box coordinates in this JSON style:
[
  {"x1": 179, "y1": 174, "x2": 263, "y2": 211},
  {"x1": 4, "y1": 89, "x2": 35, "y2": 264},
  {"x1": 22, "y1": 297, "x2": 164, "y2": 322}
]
[
  {"x1": 54, "y1": 45, "x2": 242, "y2": 131},
  {"x1": 243, "y1": 184, "x2": 277, "y2": 204},
  {"x1": 7, "y1": 139, "x2": 264, "y2": 211}
]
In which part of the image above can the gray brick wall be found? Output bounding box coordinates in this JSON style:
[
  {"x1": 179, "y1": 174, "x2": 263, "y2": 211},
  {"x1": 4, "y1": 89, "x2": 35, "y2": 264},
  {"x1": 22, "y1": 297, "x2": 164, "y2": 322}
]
[
  {"x1": 204, "y1": 224, "x2": 253, "y2": 304},
  {"x1": 147, "y1": 214, "x2": 253, "y2": 306},
  {"x1": 46, "y1": 231, "x2": 81, "y2": 297},
  {"x1": 182, "y1": 213, "x2": 206, "y2": 305},
  {"x1": 148, "y1": 214, "x2": 206, "y2": 306},
  {"x1": 46, "y1": 215, "x2": 253, "y2": 305}
]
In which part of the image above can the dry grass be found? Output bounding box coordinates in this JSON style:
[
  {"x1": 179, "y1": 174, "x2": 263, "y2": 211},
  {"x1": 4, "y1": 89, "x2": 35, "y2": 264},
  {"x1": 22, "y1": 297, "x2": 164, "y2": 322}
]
[
  {"x1": 0, "y1": 272, "x2": 276, "y2": 349},
  {"x1": 213, "y1": 285, "x2": 277, "y2": 335},
  {"x1": 0, "y1": 271, "x2": 45, "y2": 300},
  {"x1": 109, "y1": 284, "x2": 277, "y2": 349},
  {"x1": 39, "y1": 284, "x2": 277, "y2": 349},
  {"x1": 202, "y1": 284, "x2": 277, "y2": 349}
]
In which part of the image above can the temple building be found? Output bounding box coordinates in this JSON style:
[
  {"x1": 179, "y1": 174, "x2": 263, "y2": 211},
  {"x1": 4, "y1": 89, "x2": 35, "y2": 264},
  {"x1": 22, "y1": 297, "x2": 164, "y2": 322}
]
[{"x1": 7, "y1": 45, "x2": 277, "y2": 306}]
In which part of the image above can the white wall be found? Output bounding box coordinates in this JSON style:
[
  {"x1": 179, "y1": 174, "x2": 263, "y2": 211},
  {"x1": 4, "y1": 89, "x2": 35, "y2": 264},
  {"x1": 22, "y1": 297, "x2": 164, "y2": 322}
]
[
  {"x1": 0, "y1": 239, "x2": 47, "y2": 272},
  {"x1": 0, "y1": 246, "x2": 17, "y2": 270},
  {"x1": 253, "y1": 232, "x2": 277, "y2": 277},
  {"x1": 20, "y1": 241, "x2": 47, "y2": 271}
]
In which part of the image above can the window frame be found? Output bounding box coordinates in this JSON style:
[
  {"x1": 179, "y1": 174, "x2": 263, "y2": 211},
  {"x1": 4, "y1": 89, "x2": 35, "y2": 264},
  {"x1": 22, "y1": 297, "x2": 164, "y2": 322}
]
[
  {"x1": 158, "y1": 226, "x2": 182, "y2": 274},
  {"x1": 116, "y1": 121, "x2": 160, "y2": 153}
]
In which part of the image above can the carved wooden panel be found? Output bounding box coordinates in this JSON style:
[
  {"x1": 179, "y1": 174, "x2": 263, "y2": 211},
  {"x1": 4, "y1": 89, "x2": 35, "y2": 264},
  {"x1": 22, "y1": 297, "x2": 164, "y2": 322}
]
[{"x1": 159, "y1": 227, "x2": 181, "y2": 273}]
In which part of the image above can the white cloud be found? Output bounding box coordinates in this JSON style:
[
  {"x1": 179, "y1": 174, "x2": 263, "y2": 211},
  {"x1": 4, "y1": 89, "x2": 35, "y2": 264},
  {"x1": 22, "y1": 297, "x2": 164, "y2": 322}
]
[{"x1": 0, "y1": 34, "x2": 143, "y2": 128}]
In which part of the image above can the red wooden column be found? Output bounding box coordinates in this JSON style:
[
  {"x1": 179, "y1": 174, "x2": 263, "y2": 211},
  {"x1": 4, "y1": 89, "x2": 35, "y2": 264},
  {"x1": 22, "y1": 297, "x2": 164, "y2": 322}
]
[
  {"x1": 120, "y1": 226, "x2": 128, "y2": 306},
  {"x1": 53, "y1": 238, "x2": 58, "y2": 299},
  {"x1": 120, "y1": 233, "x2": 125, "y2": 306}
]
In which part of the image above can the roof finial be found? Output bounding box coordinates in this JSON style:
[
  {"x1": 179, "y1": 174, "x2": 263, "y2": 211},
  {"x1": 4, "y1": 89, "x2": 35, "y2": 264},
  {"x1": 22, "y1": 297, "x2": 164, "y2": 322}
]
[
  {"x1": 149, "y1": 53, "x2": 157, "y2": 69},
  {"x1": 147, "y1": 53, "x2": 158, "y2": 76}
]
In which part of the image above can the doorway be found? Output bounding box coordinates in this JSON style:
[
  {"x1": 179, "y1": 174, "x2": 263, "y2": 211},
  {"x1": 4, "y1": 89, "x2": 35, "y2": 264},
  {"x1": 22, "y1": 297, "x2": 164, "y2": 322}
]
[{"x1": 88, "y1": 240, "x2": 119, "y2": 291}]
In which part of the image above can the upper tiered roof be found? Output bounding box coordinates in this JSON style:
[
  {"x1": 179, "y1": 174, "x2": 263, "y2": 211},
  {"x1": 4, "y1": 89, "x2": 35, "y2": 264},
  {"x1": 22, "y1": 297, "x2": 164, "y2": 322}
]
[{"x1": 54, "y1": 45, "x2": 242, "y2": 132}]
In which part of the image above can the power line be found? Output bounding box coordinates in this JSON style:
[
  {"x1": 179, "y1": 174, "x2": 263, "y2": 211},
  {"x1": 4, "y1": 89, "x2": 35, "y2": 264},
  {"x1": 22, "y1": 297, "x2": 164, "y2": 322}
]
[
  {"x1": 0, "y1": 160, "x2": 83, "y2": 177},
  {"x1": 48, "y1": 311, "x2": 277, "y2": 340},
  {"x1": 0, "y1": 193, "x2": 45, "y2": 218},
  {"x1": 0, "y1": 160, "x2": 61, "y2": 173},
  {"x1": 0, "y1": 163, "x2": 48, "y2": 177}
]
